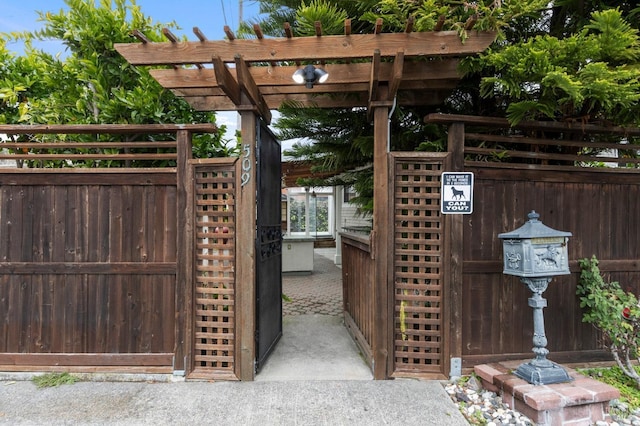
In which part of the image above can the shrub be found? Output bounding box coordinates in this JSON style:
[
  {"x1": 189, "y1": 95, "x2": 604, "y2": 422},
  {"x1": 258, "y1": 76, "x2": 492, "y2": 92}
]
[{"x1": 577, "y1": 256, "x2": 640, "y2": 388}]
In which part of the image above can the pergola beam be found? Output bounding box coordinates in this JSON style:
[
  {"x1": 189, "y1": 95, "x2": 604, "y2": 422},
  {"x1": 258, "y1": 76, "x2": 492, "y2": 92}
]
[
  {"x1": 234, "y1": 55, "x2": 272, "y2": 123},
  {"x1": 181, "y1": 88, "x2": 451, "y2": 111},
  {"x1": 149, "y1": 60, "x2": 461, "y2": 89},
  {"x1": 172, "y1": 79, "x2": 458, "y2": 97},
  {"x1": 115, "y1": 31, "x2": 495, "y2": 65},
  {"x1": 368, "y1": 50, "x2": 381, "y2": 104},
  {"x1": 118, "y1": 29, "x2": 495, "y2": 120},
  {"x1": 212, "y1": 55, "x2": 241, "y2": 105},
  {"x1": 388, "y1": 50, "x2": 405, "y2": 101}
]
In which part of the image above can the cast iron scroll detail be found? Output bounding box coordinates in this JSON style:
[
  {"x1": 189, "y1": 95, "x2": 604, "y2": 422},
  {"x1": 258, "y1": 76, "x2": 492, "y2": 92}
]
[{"x1": 259, "y1": 225, "x2": 282, "y2": 260}]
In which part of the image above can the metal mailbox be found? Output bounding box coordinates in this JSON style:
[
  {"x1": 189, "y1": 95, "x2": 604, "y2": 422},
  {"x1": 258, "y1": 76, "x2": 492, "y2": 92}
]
[
  {"x1": 498, "y1": 210, "x2": 573, "y2": 385},
  {"x1": 499, "y1": 210, "x2": 571, "y2": 278}
]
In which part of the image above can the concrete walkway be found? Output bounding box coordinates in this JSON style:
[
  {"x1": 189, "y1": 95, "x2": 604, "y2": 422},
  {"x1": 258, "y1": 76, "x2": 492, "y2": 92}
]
[
  {"x1": 0, "y1": 379, "x2": 468, "y2": 425},
  {"x1": 0, "y1": 248, "x2": 469, "y2": 425},
  {"x1": 261, "y1": 249, "x2": 370, "y2": 380},
  {"x1": 256, "y1": 314, "x2": 373, "y2": 381}
]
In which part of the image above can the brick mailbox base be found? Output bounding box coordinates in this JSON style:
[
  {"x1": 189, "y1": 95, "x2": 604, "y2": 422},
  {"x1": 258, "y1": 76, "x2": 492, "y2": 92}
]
[{"x1": 475, "y1": 362, "x2": 620, "y2": 425}]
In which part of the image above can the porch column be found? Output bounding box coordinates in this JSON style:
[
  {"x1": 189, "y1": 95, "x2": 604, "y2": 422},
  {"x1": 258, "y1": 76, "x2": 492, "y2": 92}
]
[
  {"x1": 236, "y1": 110, "x2": 258, "y2": 381},
  {"x1": 372, "y1": 100, "x2": 393, "y2": 380},
  {"x1": 334, "y1": 186, "x2": 343, "y2": 265}
]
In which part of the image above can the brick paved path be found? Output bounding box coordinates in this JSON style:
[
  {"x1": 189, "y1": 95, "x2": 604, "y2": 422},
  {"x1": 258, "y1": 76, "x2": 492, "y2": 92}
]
[{"x1": 282, "y1": 249, "x2": 342, "y2": 316}]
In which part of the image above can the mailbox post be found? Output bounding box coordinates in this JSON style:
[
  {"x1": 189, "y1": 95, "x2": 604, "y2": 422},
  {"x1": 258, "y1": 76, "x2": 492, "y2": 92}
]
[{"x1": 499, "y1": 210, "x2": 573, "y2": 385}]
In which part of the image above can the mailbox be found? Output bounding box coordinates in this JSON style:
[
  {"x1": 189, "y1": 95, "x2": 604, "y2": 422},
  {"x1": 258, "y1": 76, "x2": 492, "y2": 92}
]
[
  {"x1": 498, "y1": 210, "x2": 571, "y2": 277},
  {"x1": 498, "y1": 210, "x2": 573, "y2": 385}
]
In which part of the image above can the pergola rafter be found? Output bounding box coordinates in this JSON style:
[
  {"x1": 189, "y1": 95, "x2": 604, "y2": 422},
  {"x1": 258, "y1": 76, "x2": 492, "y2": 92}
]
[{"x1": 115, "y1": 23, "x2": 495, "y2": 122}]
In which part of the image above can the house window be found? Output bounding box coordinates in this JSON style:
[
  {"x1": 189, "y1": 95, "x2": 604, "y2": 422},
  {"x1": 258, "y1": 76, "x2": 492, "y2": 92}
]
[
  {"x1": 288, "y1": 193, "x2": 307, "y2": 233},
  {"x1": 344, "y1": 186, "x2": 357, "y2": 203},
  {"x1": 285, "y1": 187, "x2": 334, "y2": 237}
]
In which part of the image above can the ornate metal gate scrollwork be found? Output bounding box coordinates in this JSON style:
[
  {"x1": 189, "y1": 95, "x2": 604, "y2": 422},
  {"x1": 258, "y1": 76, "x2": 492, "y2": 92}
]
[
  {"x1": 259, "y1": 226, "x2": 282, "y2": 260},
  {"x1": 254, "y1": 121, "x2": 283, "y2": 372}
]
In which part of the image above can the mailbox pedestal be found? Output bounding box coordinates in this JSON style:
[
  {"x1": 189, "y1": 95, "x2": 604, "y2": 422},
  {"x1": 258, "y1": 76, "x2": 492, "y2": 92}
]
[{"x1": 499, "y1": 211, "x2": 573, "y2": 385}]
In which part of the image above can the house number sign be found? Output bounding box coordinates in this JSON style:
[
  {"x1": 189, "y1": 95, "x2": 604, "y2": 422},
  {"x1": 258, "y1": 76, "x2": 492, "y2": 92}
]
[{"x1": 241, "y1": 143, "x2": 252, "y2": 186}]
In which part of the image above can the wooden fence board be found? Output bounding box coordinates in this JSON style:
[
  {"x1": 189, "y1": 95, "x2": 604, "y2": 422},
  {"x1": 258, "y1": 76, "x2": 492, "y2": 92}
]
[
  {"x1": 0, "y1": 353, "x2": 174, "y2": 366},
  {"x1": 341, "y1": 234, "x2": 374, "y2": 369},
  {"x1": 461, "y1": 166, "x2": 640, "y2": 365},
  {"x1": 0, "y1": 274, "x2": 176, "y2": 354},
  {"x1": 0, "y1": 125, "x2": 223, "y2": 374},
  {"x1": 0, "y1": 173, "x2": 177, "y2": 366}
]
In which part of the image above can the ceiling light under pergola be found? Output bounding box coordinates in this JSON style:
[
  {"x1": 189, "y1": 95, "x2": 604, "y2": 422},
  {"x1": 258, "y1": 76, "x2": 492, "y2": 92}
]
[{"x1": 292, "y1": 64, "x2": 329, "y2": 89}]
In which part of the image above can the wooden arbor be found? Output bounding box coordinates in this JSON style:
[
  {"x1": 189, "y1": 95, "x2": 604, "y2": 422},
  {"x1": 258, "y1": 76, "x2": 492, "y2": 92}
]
[{"x1": 116, "y1": 22, "x2": 494, "y2": 380}]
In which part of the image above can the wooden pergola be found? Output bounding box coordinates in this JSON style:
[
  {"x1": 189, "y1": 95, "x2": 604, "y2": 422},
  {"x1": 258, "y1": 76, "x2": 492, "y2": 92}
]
[
  {"x1": 115, "y1": 22, "x2": 495, "y2": 118},
  {"x1": 116, "y1": 21, "x2": 495, "y2": 380}
]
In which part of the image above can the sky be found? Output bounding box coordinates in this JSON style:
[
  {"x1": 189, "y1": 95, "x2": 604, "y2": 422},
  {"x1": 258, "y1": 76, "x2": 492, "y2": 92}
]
[
  {"x1": 0, "y1": 0, "x2": 266, "y2": 140},
  {"x1": 0, "y1": 0, "x2": 262, "y2": 47}
]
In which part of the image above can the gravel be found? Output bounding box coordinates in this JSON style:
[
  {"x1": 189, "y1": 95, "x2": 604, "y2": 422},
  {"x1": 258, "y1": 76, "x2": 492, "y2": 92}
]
[
  {"x1": 605, "y1": 399, "x2": 640, "y2": 425},
  {"x1": 445, "y1": 376, "x2": 534, "y2": 425},
  {"x1": 445, "y1": 375, "x2": 640, "y2": 426}
]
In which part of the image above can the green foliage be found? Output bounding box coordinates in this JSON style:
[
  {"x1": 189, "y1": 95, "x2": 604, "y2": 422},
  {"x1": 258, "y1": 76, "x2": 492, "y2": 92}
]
[
  {"x1": 32, "y1": 372, "x2": 79, "y2": 388},
  {"x1": 278, "y1": 104, "x2": 376, "y2": 212},
  {"x1": 296, "y1": 0, "x2": 348, "y2": 36},
  {"x1": 577, "y1": 256, "x2": 640, "y2": 387},
  {"x1": 247, "y1": 0, "x2": 640, "y2": 213},
  {"x1": 579, "y1": 366, "x2": 640, "y2": 409},
  {"x1": 549, "y1": 0, "x2": 640, "y2": 37},
  {"x1": 362, "y1": 0, "x2": 548, "y2": 36},
  {"x1": 239, "y1": 0, "x2": 379, "y2": 38},
  {"x1": 0, "y1": 40, "x2": 42, "y2": 124},
  {"x1": 586, "y1": 8, "x2": 640, "y2": 63},
  {"x1": 477, "y1": 8, "x2": 640, "y2": 125},
  {"x1": 505, "y1": 100, "x2": 557, "y2": 124},
  {"x1": 0, "y1": 0, "x2": 233, "y2": 165}
]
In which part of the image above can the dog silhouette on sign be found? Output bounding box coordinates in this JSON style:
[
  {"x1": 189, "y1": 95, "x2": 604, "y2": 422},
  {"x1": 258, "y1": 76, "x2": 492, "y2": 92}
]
[{"x1": 451, "y1": 187, "x2": 465, "y2": 200}]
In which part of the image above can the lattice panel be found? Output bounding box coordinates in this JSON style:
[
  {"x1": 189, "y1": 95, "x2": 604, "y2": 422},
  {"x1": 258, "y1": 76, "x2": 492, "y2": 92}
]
[
  {"x1": 393, "y1": 159, "x2": 444, "y2": 373},
  {"x1": 193, "y1": 166, "x2": 236, "y2": 375}
]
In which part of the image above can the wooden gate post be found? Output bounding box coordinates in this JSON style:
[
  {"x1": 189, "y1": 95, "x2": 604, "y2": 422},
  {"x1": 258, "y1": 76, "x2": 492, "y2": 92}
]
[
  {"x1": 236, "y1": 110, "x2": 258, "y2": 381},
  {"x1": 372, "y1": 99, "x2": 393, "y2": 380},
  {"x1": 444, "y1": 122, "x2": 465, "y2": 376},
  {"x1": 175, "y1": 129, "x2": 193, "y2": 374}
]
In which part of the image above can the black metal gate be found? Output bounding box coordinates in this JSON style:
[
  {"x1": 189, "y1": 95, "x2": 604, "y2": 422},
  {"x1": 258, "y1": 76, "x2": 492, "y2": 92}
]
[{"x1": 254, "y1": 120, "x2": 283, "y2": 372}]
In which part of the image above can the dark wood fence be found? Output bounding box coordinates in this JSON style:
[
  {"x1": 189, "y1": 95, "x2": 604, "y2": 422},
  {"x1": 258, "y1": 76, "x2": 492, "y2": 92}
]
[
  {"x1": 3, "y1": 118, "x2": 639, "y2": 379},
  {"x1": 426, "y1": 114, "x2": 640, "y2": 371},
  {"x1": 0, "y1": 124, "x2": 216, "y2": 373},
  {"x1": 0, "y1": 171, "x2": 177, "y2": 368},
  {"x1": 462, "y1": 165, "x2": 640, "y2": 366},
  {"x1": 339, "y1": 116, "x2": 640, "y2": 379},
  {"x1": 341, "y1": 233, "x2": 374, "y2": 368}
]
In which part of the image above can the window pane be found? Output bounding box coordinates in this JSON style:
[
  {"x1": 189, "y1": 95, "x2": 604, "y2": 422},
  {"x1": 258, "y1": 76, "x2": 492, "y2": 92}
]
[
  {"x1": 309, "y1": 195, "x2": 329, "y2": 233},
  {"x1": 289, "y1": 195, "x2": 306, "y2": 232}
]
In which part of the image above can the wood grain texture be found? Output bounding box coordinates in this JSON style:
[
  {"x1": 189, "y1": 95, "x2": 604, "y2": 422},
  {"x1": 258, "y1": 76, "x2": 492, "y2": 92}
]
[
  {"x1": 115, "y1": 31, "x2": 496, "y2": 65},
  {"x1": 189, "y1": 160, "x2": 238, "y2": 379},
  {"x1": 391, "y1": 155, "x2": 447, "y2": 379},
  {"x1": 341, "y1": 235, "x2": 374, "y2": 369}
]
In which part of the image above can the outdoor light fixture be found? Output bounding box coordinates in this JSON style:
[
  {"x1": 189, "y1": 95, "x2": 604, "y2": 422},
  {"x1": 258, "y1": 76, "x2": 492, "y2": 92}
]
[{"x1": 292, "y1": 64, "x2": 329, "y2": 89}]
